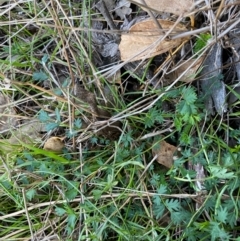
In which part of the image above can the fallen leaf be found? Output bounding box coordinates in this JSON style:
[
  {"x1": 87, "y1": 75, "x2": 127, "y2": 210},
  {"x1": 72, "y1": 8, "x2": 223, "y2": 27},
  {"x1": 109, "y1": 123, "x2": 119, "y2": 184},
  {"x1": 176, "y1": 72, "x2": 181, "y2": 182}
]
[
  {"x1": 152, "y1": 140, "x2": 177, "y2": 168},
  {"x1": 119, "y1": 19, "x2": 190, "y2": 61},
  {"x1": 44, "y1": 137, "x2": 65, "y2": 153},
  {"x1": 132, "y1": 0, "x2": 194, "y2": 16},
  {"x1": 165, "y1": 57, "x2": 204, "y2": 83}
]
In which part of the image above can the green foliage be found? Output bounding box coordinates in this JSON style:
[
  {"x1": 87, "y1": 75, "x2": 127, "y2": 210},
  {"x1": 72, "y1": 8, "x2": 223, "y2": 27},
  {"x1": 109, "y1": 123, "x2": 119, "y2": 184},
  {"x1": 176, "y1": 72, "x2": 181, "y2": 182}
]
[
  {"x1": 26, "y1": 189, "x2": 36, "y2": 201},
  {"x1": 41, "y1": 54, "x2": 49, "y2": 64},
  {"x1": 144, "y1": 107, "x2": 164, "y2": 128},
  {"x1": 176, "y1": 86, "x2": 201, "y2": 125},
  {"x1": 194, "y1": 33, "x2": 212, "y2": 55},
  {"x1": 33, "y1": 71, "x2": 48, "y2": 81},
  {"x1": 157, "y1": 184, "x2": 167, "y2": 194},
  {"x1": 216, "y1": 206, "x2": 228, "y2": 224},
  {"x1": 165, "y1": 199, "x2": 181, "y2": 212},
  {"x1": 55, "y1": 206, "x2": 66, "y2": 216},
  {"x1": 209, "y1": 221, "x2": 231, "y2": 241},
  {"x1": 208, "y1": 165, "x2": 235, "y2": 179},
  {"x1": 120, "y1": 130, "x2": 133, "y2": 147},
  {"x1": 38, "y1": 109, "x2": 61, "y2": 131}
]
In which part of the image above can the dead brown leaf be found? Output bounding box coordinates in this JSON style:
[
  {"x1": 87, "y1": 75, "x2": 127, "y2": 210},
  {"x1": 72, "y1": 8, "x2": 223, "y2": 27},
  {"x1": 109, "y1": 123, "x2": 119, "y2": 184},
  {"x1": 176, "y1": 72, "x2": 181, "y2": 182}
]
[
  {"x1": 166, "y1": 57, "x2": 204, "y2": 83},
  {"x1": 132, "y1": 0, "x2": 194, "y2": 16},
  {"x1": 119, "y1": 19, "x2": 190, "y2": 61},
  {"x1": 152, "y1": 140, "x2": 177, "y2": 168}
]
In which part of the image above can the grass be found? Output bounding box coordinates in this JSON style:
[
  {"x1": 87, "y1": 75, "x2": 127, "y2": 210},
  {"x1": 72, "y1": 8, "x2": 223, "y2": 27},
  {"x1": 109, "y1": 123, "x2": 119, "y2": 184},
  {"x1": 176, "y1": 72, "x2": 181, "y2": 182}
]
[{"x1": 1, "y1": 0, "x2": 240, "y2": 241}]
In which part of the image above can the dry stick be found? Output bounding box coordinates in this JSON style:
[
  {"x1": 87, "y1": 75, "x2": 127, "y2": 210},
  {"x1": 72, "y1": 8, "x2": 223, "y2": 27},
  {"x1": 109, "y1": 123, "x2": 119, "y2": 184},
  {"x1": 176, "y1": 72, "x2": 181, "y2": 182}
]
[
  {"x1": 0, "y1": 192, "x2": 207, "y2": 221},
  {"x1": 214, "y1": 0, "x2": 225, "y2": 42},
  {"x1": 36, "y1": 18, "x2": 236, "y2": 42},
  {"x1": 22, "y1": 188, "x2": 35, "y2": 240},
  {"x1": 139, "y1": 0, "x2": 163, "y2": 30},
  {"x1": 139, "y1": 123, "x2": 175, "y2": 140},
  {"x1": 95, "y1": 0, "x2": 120, "y2": 42}
]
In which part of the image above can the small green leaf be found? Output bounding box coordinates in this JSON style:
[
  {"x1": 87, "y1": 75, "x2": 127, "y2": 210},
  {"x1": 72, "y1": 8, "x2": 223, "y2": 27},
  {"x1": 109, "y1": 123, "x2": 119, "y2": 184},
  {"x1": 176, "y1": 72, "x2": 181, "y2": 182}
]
[
  {"x1": 74, "y1": 118, "x2": 82, "y2": 128},
  {"x1": 46, "y1": 122, "x2": 59, "y2": 131},
  {"x1": 157, "y1": 185, "x2": 167, "y2": 194},
  {"x1": 67, "y1": 213, "x2": 77, "y2": 230},
  {"x1": 38, "y1": 109, "x2": 50, "y2": 122},
  {"x1": 150, "y1": 173, "x2": 160, "y2": 187},
  {"x1": 55, "y1": 108, "x2": 61, "y2": 122},
  {"x1": 165, "y1": 199, "x2": 181, "y2": 212},
  {"x1": 92, "y1": 189, "x2": 103, "y2": 200},
  {"x1": 66, "y1": 188, "x2": 78, "y2": 201},
  {"x1": 90, "y1": 136, "x2": 98, "y2": 144},
  {"x1": 55, "y1": 206, "x2": 66, "y2": 216},
  {"x1": 153, "y1": 201, "x2": 165, "y2": 219},
  {"x1": 209, "y1": 165, "x2": 235, "y2": 179},
  {"x1": 216, "y1": 206, "x2": 228, "y2": 224},
  {"x1": 33, "y1": 71, "x2": 48, "y2": 81},
  {"x1": 182, "y1": 86, "x2": 197, "y2": 104},
  {"x1": 209, "y1": 221, "x2": 231, "y2": 241},
  {"x1": 153, "y1": 195, "x2": 161, "y2": 205},
  {"x1": 194, "y1": 33, "x2": 212, "y2": 55},
  {"x1": 26, "y1": 189, "x2": 36, "y2": 201},
  {"x1": 121, "y1": 130, "x2": 133, "y2": 147},
  {"x1": 41, "y1": 54, "x2": 49, "y2": 64}
]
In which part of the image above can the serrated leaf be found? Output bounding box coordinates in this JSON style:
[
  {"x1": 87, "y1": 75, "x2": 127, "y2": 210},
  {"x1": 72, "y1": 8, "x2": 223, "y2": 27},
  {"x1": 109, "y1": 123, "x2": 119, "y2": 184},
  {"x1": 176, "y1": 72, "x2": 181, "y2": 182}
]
[
  {"x1": 67, "y1": 213, "x2": 77, "y2": 229},
  {"x1": 194, "y1": 33, "x2": 212, "y2": 55},
  {"x1": 90, "y1": 136, "x2": 98, "y2": 144},
  {"x1": 209, "y1": 166, "x2": 235, "y2": 179},
  {"x1": 182, "y1": 87, "x2": 197, "y2": 104},
  {"x1": 153, "y1": 195, "x2": 161, "y2": 206},
  {"x1": 66, "y1": 188, "x2": 78, "y2": 201},
  {"x1": 210, "y1": 221, "x2": 231, "y2": 240},
  {"x1": 55, "y1": 206, "x2": 66, "y2": 216},
  {"x1": 38, "y1": 109, "x2": 50, "y2": 122},
  {"x1": 153, "y1": 202, "x2": 165, "y2": 219},
  {"x1": 74, "y1": 118, "x2": 82, "y2": 128},
  {"x1": 165, "y1": 199, "x2": 181, "y2": 212},
  {"x1": 92, "y1": 189, "x2": 103, "y2": 200},
  {"x1": 33, "y1": 71, "x2": 48, "y2": 81},
  {"x1": 216, "y1": 206, "x2": 228, "y2": 224},
  {"x1": 171, "y1": 211, "x2": 183, "y2": 225},
  {"x1": 26, "y1": 189, "x2": 36, "y2": 201},
  {"x1": 157, "y1": 185, "x2": 167, "y2": 194},
  {"x1": 227, "y1": 211, "x2": 237, "y2": 228},
  {"x1": 45, "y1": 122, "x2": 59, "y2": 131}
]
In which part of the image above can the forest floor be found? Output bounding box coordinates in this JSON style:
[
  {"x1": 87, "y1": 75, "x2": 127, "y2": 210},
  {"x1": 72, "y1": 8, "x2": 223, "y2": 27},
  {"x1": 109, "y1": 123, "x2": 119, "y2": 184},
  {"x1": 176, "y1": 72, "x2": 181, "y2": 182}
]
[{"x1": 1, "y1": 0, "x2": 240, "y2": 240}]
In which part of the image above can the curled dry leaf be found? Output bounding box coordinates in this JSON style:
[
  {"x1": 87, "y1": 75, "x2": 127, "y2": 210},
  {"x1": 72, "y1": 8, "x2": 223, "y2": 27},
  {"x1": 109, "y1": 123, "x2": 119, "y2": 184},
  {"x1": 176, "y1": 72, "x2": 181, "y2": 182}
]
[
  {"x1": 152, "y1": 140, "x2": 177, "y2": 168},
  {"x1": 132, "y1": 0, "x2": 194, "y2": 16},
  {"x1": 43, "y1": 137, "x2": 65, "y2": 153},
  {"x1": 119, "y1": 19, "x2": 190, "y2": 61},
  {"x1": 165, "y1": 57, "x2": 204, "y2": 83}
]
